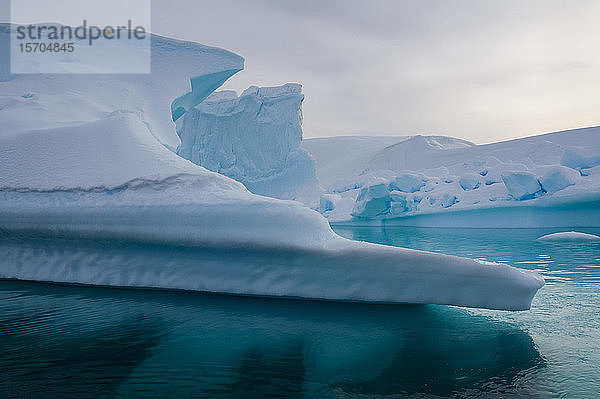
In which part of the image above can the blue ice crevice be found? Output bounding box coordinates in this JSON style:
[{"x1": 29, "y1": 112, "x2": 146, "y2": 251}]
[{"x1": 171, "y1": 68, "x2": 243, "y2": 122}]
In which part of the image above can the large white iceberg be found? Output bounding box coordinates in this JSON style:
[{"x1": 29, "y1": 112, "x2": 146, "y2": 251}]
[
  {"x1": 0, "y1": 24, "x2": 543, "y2": 310},
  {"x1": 304, "y1": 128, "x2": 600, "y2": 226},
  {"x1": 176, "y1": 83, "x2": 319, "y2": 202}
]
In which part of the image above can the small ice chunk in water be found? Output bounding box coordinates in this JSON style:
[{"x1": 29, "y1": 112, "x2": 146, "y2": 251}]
[{"x1": 537, "y1": 231, "x2": 600, "y2": 241}]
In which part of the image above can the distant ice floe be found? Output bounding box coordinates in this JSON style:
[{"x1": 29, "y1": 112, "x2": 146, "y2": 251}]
[{"x1": 537, "y1": 231, "x2": 600, "y2": 241}]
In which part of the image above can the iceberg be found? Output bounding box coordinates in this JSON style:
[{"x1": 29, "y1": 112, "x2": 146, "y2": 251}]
[
  {"x1": 304, "y1": 127, "x2": 600, "y2": 226},
  {"x1": 176, "y1": 84, "x2": 319, "y2": 202},
  {"x1": 537, "y1": 231, "x2": 600, "y2": 241},
  {"x1": 389, "y1": 192, "x2": 421, "y2": 215},
  {"x1": 501, "y1": 171, "x2": 544, "y2": 201},
  {"x1": 319, "y1": 193, "x2": 339, "y2": 213},
  {"x1": 364, "y1": 135, "x2": 475, "y2": 173},
  {"x1": 351, "y1": 183, "x2": 391, "y2": 218},
  {"x1": 389, "y1": 173, "x2": 427, "y2": 193},
  {"x1": 0, "y1": 24, "x2": 244, "y2": 150},
  {"x1": 560, "y1": 147, "x2": 600, "y2": 171},
  {"x1": 428, "y1": 192, "x2": 459, "y2": 208},
  {"x1": 540, "y1": 166, "x2": 580, "y2": 195},
  {"x1": 459, "y1": 173, "x2": 482, "y2": 191},
  {"x1": 0, "y1": 24, "x2": 544, "y2": 310},
  {"x1": 301, "y1": 136, "x2": 410, "y2": 189},
  {"x1": 171, "y1": 69, "x2": 243, "y2": 122}
]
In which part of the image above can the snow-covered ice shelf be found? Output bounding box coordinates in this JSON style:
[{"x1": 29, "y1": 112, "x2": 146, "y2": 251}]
[{"x1": 303, "y1": 129, "x2": 600, "y2": 227}]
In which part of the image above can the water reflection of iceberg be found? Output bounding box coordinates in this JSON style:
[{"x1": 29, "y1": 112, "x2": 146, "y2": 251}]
[{"x1": 0, "y1": 281, "x2": 544, "y2": 398}]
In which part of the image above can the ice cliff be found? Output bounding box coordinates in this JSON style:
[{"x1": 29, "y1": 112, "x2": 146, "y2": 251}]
[
  {"x1": 176, "y1": 84, "x2": 319, "y2": 202},
  {"x1": 0, "y1": 24, "x2": 543, "y2": 310}
]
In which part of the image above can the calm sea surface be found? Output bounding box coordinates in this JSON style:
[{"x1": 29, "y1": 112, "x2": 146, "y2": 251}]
[{"x1": 1, "y1": 226, "x2": 599, "y2": 398}]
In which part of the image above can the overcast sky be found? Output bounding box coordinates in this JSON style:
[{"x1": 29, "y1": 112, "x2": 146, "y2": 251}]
[{"x1": 3, "y1": 1, "x2": 599, "y2": 143}]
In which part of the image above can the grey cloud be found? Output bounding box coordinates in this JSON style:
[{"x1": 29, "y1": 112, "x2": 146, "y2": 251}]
[{"x1": 2, "y1": 0, "x2": 598, "y2": 143}]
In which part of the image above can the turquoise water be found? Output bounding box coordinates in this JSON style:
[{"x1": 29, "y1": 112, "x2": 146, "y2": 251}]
[{"x1": 0, "y1": 227, "x2": 599, "y2": 398}]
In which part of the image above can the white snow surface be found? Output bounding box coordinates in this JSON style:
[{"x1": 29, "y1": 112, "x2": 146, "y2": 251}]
[
  {"x1": 0, "y1": 24, "x2": 544, "y2": 310},
  {"x1": 301, "y1": 136, "x2": 410, "y2": 189},
  {"x1": 303, "y1": 129, "x2": 600, "y2": 225},
  {"x1": 0, "y1": 24, "x2": 244, "y2": 150},
  {"x1": 537, "y1": 231, "x2": 600, "y2": 241}
]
